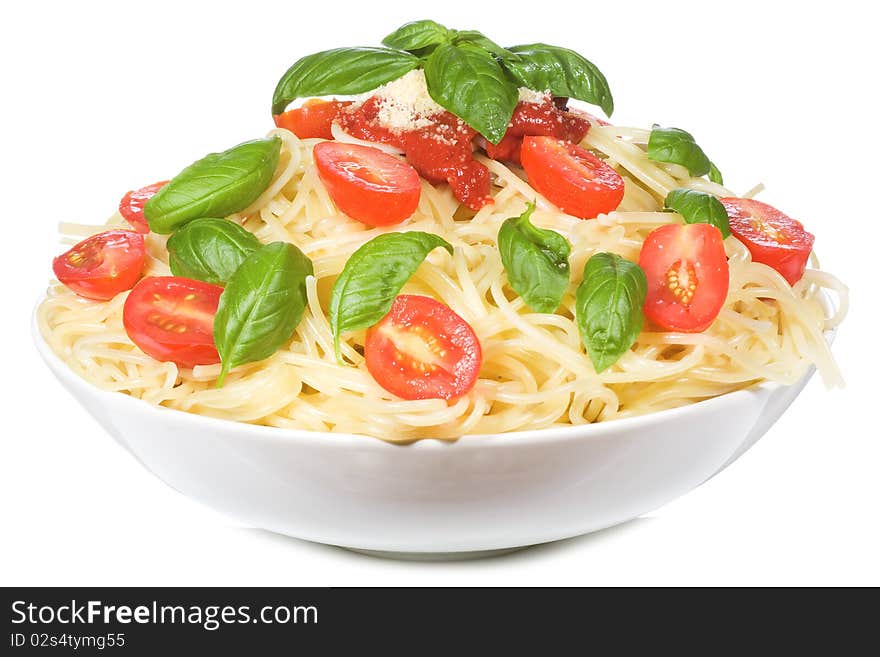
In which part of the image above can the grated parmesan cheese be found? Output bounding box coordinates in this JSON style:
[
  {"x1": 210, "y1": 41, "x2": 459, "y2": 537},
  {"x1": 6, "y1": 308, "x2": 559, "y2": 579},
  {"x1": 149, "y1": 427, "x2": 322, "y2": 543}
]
[
  {"x1": 351, "y1": 71, "x2": 552, "y2": 135},
  {"x1": 367, "y1": 69, "x2": 445, "y2": 132},
  {"x1": 517, "y1": 87, "x2": 551, "y2": 104}
]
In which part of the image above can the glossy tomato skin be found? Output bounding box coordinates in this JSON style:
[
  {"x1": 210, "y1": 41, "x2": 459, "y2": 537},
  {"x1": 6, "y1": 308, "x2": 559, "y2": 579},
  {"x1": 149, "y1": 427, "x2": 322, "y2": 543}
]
[
  {"x1": 52, "y1": 230, "x2": 146, "y2": 300},
  {"x1": 520, "y1": 136, "x2": 624, "y2": 219},
  {"x1": 119, "y1": 181, "x2": 168, "y2": 233},
  {"x1": 365, "y1": 295, "x2": 482, "y2": 401},
  {"x1": 314, "y1": 141, "x2": 421, "y2": 226},
  {"x1": 123, "y1": 276, "x2": 223, "y2": 367},
  {"x1": 720, "y1": 198, "x2": 814, "y2": 286},
  {"x1": 273, "y1": 99, "x2": 351, "y2": 140},
  {"x1": 639, "y1": 223, "x2": 729, "y2": 333}
]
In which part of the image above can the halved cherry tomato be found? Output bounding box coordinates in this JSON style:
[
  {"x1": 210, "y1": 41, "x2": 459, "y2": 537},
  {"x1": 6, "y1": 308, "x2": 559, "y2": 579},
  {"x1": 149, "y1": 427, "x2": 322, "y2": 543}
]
[
  {"x1": 119, "y1": 181, "x2": 168, "y2": 233},
  {"x1": 520, "y1": 136, "x2": 624, "y2": 219},
  {"x1": 365, "y1": 295, "x2": 482, "y2": 401},
  {"x1": 52, "y1": 230, "x2": 146, "y2": 300},
  {"x1": 639, "y1": 223, "x2": 730, "y2": 333},
  {"x1": 273, "y1": 99, "x2": 351, "y2": 140},
  {"x1": 123, "y1": 276, "x2": 223, "y2": 367},
  {"x1": 720, "y1": 198, "x2": 814, "y2": 286},
  {"x1": 313, "y1": 141, "x2": 421, "y2": 226}
]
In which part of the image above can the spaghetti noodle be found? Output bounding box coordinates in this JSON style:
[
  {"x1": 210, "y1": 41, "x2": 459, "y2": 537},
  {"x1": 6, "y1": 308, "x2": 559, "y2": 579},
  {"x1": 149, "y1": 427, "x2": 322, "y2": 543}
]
[{"x1": 38, "y1": 123, "x2": 847, "y2": 441}]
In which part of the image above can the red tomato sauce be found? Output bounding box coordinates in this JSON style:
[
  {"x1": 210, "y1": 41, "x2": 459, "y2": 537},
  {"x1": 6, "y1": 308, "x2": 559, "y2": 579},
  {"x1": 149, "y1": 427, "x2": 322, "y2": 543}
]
[
  {"x1": 322, "y1": 96, "x2": 591, "y2": 212},
  {"x1": 336, "y1": 97, "x2": 491, "y2": 211},
  {"x1": 479, "y1": 101, "x2": 590, "y2": 164}
]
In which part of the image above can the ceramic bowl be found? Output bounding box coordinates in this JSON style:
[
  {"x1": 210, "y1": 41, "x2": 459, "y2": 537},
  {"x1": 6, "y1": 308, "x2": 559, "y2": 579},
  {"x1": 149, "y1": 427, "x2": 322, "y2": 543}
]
[{"x1": 33, "y1": 311, "x2": 820, "y2": 559}]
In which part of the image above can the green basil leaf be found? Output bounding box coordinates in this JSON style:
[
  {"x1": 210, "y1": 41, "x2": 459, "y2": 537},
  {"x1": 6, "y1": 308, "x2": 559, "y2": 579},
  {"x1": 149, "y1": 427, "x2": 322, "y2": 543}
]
[
  {"x1": 664, "y1": 188, "x2": 731, "y2": 238},
  {"x1": 646, "y1": 126, "x2": 711, "y2": 177},
  {"x1": 166, "y1": 218, "x2": 261, "y2": 285},
  {"x1": 424, "y1": 41, "x2": 518, "y2": 144},
  {"x1": 498, "y1": 202, "x2": 570, "y2": 313},
  {"x1": 271, "y1": 47, "x2": 420, "y2": 115},
  {"x1": 145, "y1": 137, "x2": 281, "y2": 235},
  {"x1": 575, "y1": 253, "x2": 647, "y2": 373},
  {"x1": 330, "y1": 231, "x2": 453, "y2": 361},
  {"x1": 214, "y1": 242, "x2": 313, "y2": 385},
  {"x1": 382, "y1": 20, "x2": 451, "y2": 53},
  {"x1": 453, "y1": 30, "x2": 518, "y2": 61},
  {"x1": 708, "y1": 161, "x2": 724, "y2": 185},
  {"x1": 502, "y1": 43, "x2": 614, "y2": 117}
]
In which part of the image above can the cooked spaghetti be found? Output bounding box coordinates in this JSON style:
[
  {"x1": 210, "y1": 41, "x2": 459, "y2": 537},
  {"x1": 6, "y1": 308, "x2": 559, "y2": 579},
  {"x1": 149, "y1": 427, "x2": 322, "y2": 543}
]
[{"x1": 38, "y1": 120, "x2": 847, "y2": 441}]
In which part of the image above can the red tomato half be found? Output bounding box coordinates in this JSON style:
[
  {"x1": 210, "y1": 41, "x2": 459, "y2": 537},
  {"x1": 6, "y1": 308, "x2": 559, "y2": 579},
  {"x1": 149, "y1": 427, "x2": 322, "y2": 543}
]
[
  {"x1": 273, "y1": 99, "x2": 351, "y2": 140},
  {"x1": 720, "y1": 198, "x2": 814, "y2": 286},
  {"x1": 639, "y1": 223, "x2": 730, "y2": 333},
  {"x1": 52, "y1": 230, "x2": 146, "y2": 300},
  {"x1": 119, "y1": 181, "x2": 168, "y2": 233},
  {"x1": 520, "y1": 136, "x2": 624, "y2": 219},
  {"x1": 365, "y1": 295, "x2": 482, "y2": 401},
  {"x1": 314, "y1": 142, "x2": 421, "y2": 226},
  {"x1": 123, "y1": 276, "x2": 223, "y2": 367}
]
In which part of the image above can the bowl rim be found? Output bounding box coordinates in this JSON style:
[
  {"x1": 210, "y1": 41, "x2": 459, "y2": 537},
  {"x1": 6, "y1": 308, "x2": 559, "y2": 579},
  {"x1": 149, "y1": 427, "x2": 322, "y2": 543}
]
[{"x1": 31, "y1": 294, "x2": 831, "y2": 450}]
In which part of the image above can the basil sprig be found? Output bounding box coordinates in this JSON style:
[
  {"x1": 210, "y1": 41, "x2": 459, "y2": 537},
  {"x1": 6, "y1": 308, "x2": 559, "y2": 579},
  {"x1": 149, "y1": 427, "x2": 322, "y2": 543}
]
[
  {"x1": 330, "y1": 231, "x2": 452, "y2": 361},
  {"x1": 214, "y1": 242, "x2": 313, "y2": 385},
  {"x1": 272, "y1": 47, "x2": 420, "y2": 116},
  {"x1": 382, "y1": 22, "x2": 515, "y2": 60},
  {"x1": 424, "y1": 42, "x2": 518, "y2": 144},
  {"x1": 708, "y1": 162, "x2": 724, "y2": 185},
  {"x1": 145, "y1": 137, "x2": 281, "y2": 235},
  {"x1": 381, "y1": 20, "x2": 451, "y2": 53},
  {"x1": 453, "y1": 30, "x2": 517, "y2": 61},
  {"x1": 664, "y1": 189, "x2": 731, "y2": 238},
  {"x1": 498, "y1": 202, "x2": 570, "y2": 313},
  {"x1": 167, "y1": 218, "x2": 261, "y2": 285},
  {"x1": 575, "y1": 253, "x2": 647, "y2": 373},
  {"x1": 272, "y1": 21, "x2": 615, "y2": 145},
  {"x1": 502, "y1": 44, "x2": 614, "y2": 116},
  {"x1": 646, "y1": 125, "x2": 717, "y2": 179}
]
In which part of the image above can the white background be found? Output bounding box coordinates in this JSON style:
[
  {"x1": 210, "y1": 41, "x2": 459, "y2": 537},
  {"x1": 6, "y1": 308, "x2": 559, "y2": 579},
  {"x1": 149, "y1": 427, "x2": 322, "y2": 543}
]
[{"x1": 3, "y1": 0, "x2": 878, "y2": 586}]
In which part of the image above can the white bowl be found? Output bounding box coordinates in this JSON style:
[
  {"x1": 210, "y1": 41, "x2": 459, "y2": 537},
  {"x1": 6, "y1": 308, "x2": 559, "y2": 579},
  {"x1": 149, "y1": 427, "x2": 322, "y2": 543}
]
[{"x1": 33, "y1": 311, "x2": 820, "y2": 559}]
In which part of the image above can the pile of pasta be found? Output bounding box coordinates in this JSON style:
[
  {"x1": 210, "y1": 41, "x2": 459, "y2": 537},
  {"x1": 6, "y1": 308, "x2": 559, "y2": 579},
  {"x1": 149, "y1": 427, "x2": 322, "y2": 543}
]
[{"x1": 39, "y1": 124, "x2": 847, "y2": 440}]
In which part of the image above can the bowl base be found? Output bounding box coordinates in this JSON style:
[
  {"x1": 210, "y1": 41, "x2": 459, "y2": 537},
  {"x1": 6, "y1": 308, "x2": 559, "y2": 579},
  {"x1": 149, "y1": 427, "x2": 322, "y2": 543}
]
[{"x1": 342, "y1": 545, "x2": 533, "y2": 561}]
